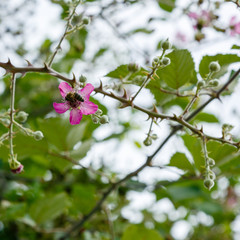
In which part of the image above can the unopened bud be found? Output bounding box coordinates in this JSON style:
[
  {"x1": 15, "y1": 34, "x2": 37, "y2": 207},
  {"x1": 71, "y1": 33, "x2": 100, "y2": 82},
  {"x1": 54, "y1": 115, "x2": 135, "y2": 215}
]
[
  {"x1": 1, "y1": 118, "x2": 10, "y2": 126},
  {"x1": 82, "y1": 17, "x2": 90, "y2": 25},
  {"x1": 95, "y1": 109, "x2": 103, "y2": 116},
  {"x1": 209, "y1": 61, "x2": 220, "y2": 72},
  {"x1": 34, "y1": 131, "x2": 44, "y2": 141},
  {"x1": 79, "y1": 75, "x2": 87, "y2": 83},
  {"x1": 209, "y1": 80, "x2": 219, "y2": 87},
  {"x1": 204, "y1": 178, "x2": 214, "y2": 190},
  {"x1": 92, "y1": 116, "x2": 99, "y2": 124},
  {"x1": 208, "y1": 158, "x2": 215, "y2": 167},
  {"x1": 197, "y1": 81, "x2": 205, "y2": 88},
  {"x1": 11, "y1": 164, "x2": 24, "y2": 174},
  {"x1": 143, "y1": 137, "x2": 152, "y2": 146},
  {"x1": 161, "y1": 39, "x2": 172, "y2": 50},
  {"x1": 16, "y1": 111, "x2": 29, "y2": 123},
  {"x1": 100, "y1": 115, "x2": 109, "y2": 124},
  {"x1": 128, "y1": 63, "x2": 139, "y2": 72},
  {"x1": 151, "y1": 134, "x2": 158, "y2": 140},
  {"x1": 161, "y1": 57, "x2": 171, "y2": 66}
]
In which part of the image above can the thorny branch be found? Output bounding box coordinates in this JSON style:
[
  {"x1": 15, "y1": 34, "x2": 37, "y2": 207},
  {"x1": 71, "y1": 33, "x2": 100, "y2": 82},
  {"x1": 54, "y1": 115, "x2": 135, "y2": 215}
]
[{"x1": 0, "y1": 60, "x2": 240, "y2": 238}]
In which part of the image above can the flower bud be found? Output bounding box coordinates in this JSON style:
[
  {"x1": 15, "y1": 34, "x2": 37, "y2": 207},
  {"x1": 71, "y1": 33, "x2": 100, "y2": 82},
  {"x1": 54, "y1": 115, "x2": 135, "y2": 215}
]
[
  {"x1": 194, "y1": 32, "x2": 205, "y2": 42},
  {"x1": 16, "y1": 111, "x2": 29, "y2": 123},
  {"x1": 82, "y1": 17, "x2": 90, "y2": 25},
  {"x1": 143, "y1": 137, "x2": 152, "y2": 146},
  {"x1": 208, "y1": 158, "x2": 215, "y2": 167},
  {"x1": 204, "y1": 178, "x2": 214, "y2": 190},
  {"x1": 161, "y1": 39, "x2": 172, "y2": 50},
  {"x1": 209, "y1": 61, "x2": 220, "y2": 72},
  {"x1": 95, "y1": 109, "x2": 103, "y2": 116},
  {"x1": 79, "y1": 75, "x2": 87, "y2": 83},
  {"x1": 11, "y1": 164, "x2": 24, "y2": 174},
  {"x1": 34, "y1": 131, "x2": 44, "y2": 141},
  {"x1": 209, "y1": 80, "x2": 219, "y2": 87},
  {"x1": 197, "y1": 81, "x2": 205, "y2": 88},
  {"x1": 127, "y1": 63, "x2": 139, "y2": 72},
  {"x1": 100, "y1": 115, "x2": 109, "y2": 124},
  {"x1": 92, "y1": 116, "x2": 99, "y2": 124},
  {"x1": 161, "y1": 57, "x2": 171, "y2": 66},
  {"x1": 151, "y1": 134, "x2": 158, "y2": 140}
]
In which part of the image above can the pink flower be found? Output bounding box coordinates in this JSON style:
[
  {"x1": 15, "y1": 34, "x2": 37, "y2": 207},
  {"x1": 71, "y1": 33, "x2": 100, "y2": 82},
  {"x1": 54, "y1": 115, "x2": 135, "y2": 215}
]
[
  {"x1": 188, "y1": 10, "x2": 212, "y2": 30},
  {"x1": 53, "y1": 82, "x2": 98, "y2": 125},
  {"x1": 229, "y1": 16, "x2": 240, "y2": 36},
  {"x1": 11, "y1": 164, "x2": 24, "y2": 174}
]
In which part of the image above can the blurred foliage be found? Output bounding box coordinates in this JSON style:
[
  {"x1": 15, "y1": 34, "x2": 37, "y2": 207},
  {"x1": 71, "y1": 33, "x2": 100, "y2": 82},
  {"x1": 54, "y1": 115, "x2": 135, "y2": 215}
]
[{"x1": 0, "y1": 0, "x2": 240, "y2": 240}]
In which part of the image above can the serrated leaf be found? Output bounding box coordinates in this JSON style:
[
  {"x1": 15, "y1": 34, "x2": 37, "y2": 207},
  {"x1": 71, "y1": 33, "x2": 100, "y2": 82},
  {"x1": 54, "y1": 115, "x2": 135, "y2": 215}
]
[
  {"x1": 169, "y1": 152, "x2": 194, "y2": 172},
  {"x1": 105, "y1": 64, "x2": 146, "y2": 80},
  {"x1": 199, "y1": 54, "x2": 240, "y2": 79},
  {"x1": 29, "y1": 193, "x2": 69, "y2": 224},
  {"x1": 122, "y1": 224, "x2": 163, "y2": 240},
  {"x1": 156, "y1": 49, "x2": 197, "y2": 89}
]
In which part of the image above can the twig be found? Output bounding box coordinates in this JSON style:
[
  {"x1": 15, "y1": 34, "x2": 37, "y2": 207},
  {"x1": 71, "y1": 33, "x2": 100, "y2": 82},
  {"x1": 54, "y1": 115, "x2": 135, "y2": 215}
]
[
  {"x1": 47, "y1": 0, "x2": 81, "y2": 67},
  {"x1": 8, "y1": 73, "x2": 16, "y2": 161}
]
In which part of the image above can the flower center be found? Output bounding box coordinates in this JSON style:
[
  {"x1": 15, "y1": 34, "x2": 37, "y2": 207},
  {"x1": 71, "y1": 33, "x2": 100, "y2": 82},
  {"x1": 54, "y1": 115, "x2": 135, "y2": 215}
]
[{"x1": 65, "y1": 92, "x2": 84, "y2": 108}]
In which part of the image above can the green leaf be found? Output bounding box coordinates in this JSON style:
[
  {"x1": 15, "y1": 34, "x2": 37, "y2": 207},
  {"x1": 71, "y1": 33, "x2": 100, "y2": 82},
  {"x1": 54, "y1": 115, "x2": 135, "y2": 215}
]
[
  {"x1": 182, "y1": 135, "x2": 205, "y2": 172},
  {"x1": 71, "y1": 184, "x2": 96, "y2": 215},
  {"x1": 169, "y1": 152, "x2": 194, "y2": 172},
  {"x1": 231, "y1": 44, "x2": 240, "y2": 50},
  {"x1": 156, "y1": 49, "x2": 197, "y2": 89},
  {"x1": 191, "y1": 112, "x2": 219, "y2": 123},
  {"x1": 105, "y1": 64, "x2": 146, "y2": 80},
  {"x1": 122, "y1": 225, "x2": 163, "y2": 240},
  {"x1": 199, "y1": 54, "x2": 240, "y2": 79},
  {"x1": 29, "y1": 193, "x2": 69, "y2": 224},
  {"x1": 70, "y1": 139, "x2": 93, "y2": 160},
  {"x1": 158, "y1": 0, "x2": 176, "y2": 12}
]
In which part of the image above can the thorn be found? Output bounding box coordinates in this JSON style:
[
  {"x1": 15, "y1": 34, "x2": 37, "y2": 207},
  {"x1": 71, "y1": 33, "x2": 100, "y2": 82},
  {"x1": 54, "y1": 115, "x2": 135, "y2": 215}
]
[
  {"x1": 122, "y1": 88, "x2": 128, "y2": 99},
  {"x1": 200, "y1": 125, "x2": 204, "y2": 133},
  {"x1": 99, "y1": 80, "x2": 103, "y2": 90},
  {"x1": 152, "y1": 104, "x2": 158, "y2": 113},
  {"x1": 43, "y1": 63, "x2": 49, "y2": 70},
  {"x1": 7, "y1": 58, "x2": 12, "y2": 65},
  {"x1": 72, "y1": 73, "x2": 76, "y2": 82},
  {"x1": 119, "y1": 103, "x2": 129, "y2": 109},
  {"x1": 25, "y1": 60, "x2": 33, "y2": 66}
]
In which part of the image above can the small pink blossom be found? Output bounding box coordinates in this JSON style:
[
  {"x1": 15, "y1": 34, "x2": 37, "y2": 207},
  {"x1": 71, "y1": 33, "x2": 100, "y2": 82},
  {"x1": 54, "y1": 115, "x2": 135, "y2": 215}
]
[
  {"x1": 229, "y1": 16, "x2": 240, "y2": 36},
  {"x1": 11, "y1": 164, "x2": 24, "y2": 174},
  {"x1": 188, "y1": 10, "x2": 212, "y2": 30},
  {"x1": 53, "y1": 82, "x2": 98, "y2": 125},
  {"x1": 175, "y1": 32, "x2": 187, "y2": 42}
]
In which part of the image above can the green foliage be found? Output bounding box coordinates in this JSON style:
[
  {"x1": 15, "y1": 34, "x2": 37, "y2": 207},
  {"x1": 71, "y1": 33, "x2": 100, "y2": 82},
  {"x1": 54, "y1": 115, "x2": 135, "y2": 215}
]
[
  {"x1": 156, "y1": 49, "x2": 197, "y2": 89},
  {"x1": 157, "y1": 0, "x2": 176, "y2": 12},
  {"x1": 199, "y1": 54, "x2": 240, "y2": 78},
  {"x1": 122, "y1": 224, "x2": 163, "y2": 240}
]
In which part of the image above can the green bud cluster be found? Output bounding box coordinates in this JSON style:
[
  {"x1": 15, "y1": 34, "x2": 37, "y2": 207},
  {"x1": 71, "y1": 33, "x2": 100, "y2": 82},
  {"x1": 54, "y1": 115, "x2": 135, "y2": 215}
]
[
  {"x1": 203, "y1": 157, "x2": 216, "y2": 190},
  {"x1": 91, "y1": 109, "x2": 109, "y2": 124},
  {"x1": 143, "y1": 133, "x2": 158, "y2": 146}
]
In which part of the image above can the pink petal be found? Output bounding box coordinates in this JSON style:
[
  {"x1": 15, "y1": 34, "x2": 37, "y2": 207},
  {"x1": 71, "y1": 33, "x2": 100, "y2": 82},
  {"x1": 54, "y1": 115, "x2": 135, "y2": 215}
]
[
  {"x1": 69, "y1": 108, "x2": 83, "y2": 125},
  {"x1": 59, "y1": 82, "x2": 73, "y2": 98},
  {"x1": 230, "y1": 16, "x2": 237, "y2": 26},
  {"x1": 79, "y1": 83, "x2": 94, "y2": 100},
  {"x1": 188, "y1": 12, "x2": 198, "y2": 20},
  {"x1": 234, "y1": 22, "x2": 240, "y2": 34},
  {"x1": 53, "y1": 102, "x2": 70, "y2": 114},
  {"x1": 80, "y1": 101, "x2": 98, "y2": 115}
]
